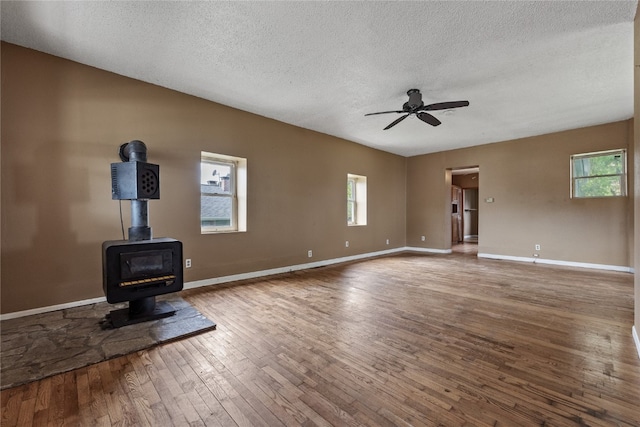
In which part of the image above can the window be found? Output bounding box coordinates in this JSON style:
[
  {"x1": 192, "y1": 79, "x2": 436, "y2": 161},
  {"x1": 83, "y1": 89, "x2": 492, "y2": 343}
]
[
  {"x1": 571, "y1": 149, "x2": 627, "y2": 198},
  {"x1": 347, "y1": 173, "x2": 367, "y2": 226},
  {"x1": 201, "y1": 152, "x2": 247, "y2": 233}
]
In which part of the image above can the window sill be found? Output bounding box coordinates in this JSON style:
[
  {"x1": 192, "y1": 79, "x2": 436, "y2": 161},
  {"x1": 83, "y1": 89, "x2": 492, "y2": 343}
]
[{"x1": 201, "y1": 229, "x2": 246, "y2": 234}]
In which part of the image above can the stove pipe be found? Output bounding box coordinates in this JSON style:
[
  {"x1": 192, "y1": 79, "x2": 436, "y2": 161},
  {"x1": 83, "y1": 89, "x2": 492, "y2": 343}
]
[{"x1": 120, "y1": 140, "x2": 152, "y2": 241}]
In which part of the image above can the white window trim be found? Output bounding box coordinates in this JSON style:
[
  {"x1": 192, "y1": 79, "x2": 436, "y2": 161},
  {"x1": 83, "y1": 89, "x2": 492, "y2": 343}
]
[
  {"x1": 570, "y1": 149, "x2": 627, "y2": 199},
  {"x1": 347, "y1": 173, "x2": 367, "y2": 226},
  {"x1": 201, "y1": 152, "x2": 247, "y2": 234}
]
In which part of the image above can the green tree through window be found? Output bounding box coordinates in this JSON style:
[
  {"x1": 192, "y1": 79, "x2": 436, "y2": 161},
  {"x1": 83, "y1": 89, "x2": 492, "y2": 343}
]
[{"x1": 571, "y1": 150, "x2": 626, "y2": 198}]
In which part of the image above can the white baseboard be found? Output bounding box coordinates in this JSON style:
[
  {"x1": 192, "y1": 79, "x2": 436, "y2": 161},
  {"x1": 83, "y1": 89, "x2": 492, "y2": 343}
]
[
  {"x1": 0, "y1": 247, "x2": 409, "y2": 320},
  {"x1": 183, "y1": 247, "x2": 407, "y2": 290},
  {"x1": 633, "y1": 326, "x2": 640, "y2": 360},
  {"x1": 0, "y1": 296, "x2": 107, "y2": 321},
  {"x1": 2, "y1": 247, "x2": 631, "y2": 321},
  {"x1": 477, "y1": 253, "x2": 634, "y2": 273}
]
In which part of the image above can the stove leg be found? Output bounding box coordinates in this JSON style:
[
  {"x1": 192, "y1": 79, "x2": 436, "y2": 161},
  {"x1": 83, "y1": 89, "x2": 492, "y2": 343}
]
[
  {"x1": 101, "y1": 297, "x2": 176, "y2": 329},
  {"x1": 129, "y1": 296, "x2": 156, "y2": 316}
]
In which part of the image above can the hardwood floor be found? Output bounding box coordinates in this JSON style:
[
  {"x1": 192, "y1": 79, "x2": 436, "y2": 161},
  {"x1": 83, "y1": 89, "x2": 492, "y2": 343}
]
[
  {"x1": 452, "y1": 242, "x2": 478, "y2": 255},
  {"x1": 2, "y1": 252, "x2": 638, "y2": 426}
]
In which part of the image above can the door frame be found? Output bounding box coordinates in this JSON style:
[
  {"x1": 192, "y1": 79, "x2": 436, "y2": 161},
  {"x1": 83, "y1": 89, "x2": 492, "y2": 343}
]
[{"x1": 449, "y1": 166, "x2": 480, "y2": 249}]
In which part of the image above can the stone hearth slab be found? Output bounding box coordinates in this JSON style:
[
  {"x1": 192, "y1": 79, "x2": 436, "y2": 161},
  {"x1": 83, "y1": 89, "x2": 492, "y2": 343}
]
[{"x1": 0, "y1": 295, "x2": 216, "y2": 390}]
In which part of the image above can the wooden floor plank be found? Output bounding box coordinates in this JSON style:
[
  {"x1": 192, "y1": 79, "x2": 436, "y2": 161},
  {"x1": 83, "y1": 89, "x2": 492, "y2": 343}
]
[
  {"x1": 15, "y1": 397, "x2": 35, "y2": 427},
  {"x1": 0, "y1": 387, "x2": 22, "y2": 427},
  {"x1": 2, "y1": 252, "x2": 639, "y2": 426}
]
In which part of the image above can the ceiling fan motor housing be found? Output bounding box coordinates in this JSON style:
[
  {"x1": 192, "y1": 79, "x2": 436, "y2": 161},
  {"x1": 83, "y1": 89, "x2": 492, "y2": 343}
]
[{"x1": 406, "y1": 89, "x2": 423, "y2": 110}]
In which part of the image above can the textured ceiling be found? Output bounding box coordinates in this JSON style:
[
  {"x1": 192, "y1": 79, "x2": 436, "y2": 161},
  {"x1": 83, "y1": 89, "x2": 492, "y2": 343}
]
[{"x1": 1, "y1": 1, "x2": 637, "y2": 157}]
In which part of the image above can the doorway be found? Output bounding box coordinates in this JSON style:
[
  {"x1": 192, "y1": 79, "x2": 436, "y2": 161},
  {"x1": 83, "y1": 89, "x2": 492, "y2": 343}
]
[{"x1": 451, "y1": 166, "x2": 479, "y2": 255}]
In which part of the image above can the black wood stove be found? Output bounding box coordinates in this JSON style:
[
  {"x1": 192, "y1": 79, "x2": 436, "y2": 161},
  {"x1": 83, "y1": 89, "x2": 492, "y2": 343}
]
[{"x1": 101, "y1": 140, "x2": 183, "y2": 329}]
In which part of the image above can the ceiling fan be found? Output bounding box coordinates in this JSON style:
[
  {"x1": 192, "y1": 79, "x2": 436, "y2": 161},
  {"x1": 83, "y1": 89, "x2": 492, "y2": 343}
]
[{"x1": 365, "y1": 89, "x2": 469, "y2": 130}]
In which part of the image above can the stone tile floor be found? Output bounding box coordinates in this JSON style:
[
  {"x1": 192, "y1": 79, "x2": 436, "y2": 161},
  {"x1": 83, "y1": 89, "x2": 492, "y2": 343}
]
[{"x1": 0, "y1": 295, "x2": 216, "y2": 390}]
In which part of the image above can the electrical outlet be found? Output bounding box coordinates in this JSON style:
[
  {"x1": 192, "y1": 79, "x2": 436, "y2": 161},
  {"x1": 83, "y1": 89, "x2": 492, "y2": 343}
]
[
  {"x1": 535, "y1": 244, "x2": 541, "y2": 251},
  {"x1": 185, "y1": 259, "x2": 192, "y2": 268},
  {"x1": 308, "y1": 250, "x2": 313, "y2": 258},
  {"x1": 345, "y1": 241, "x2": 349, "y2": 248},
  {"x1": 386, "y1": 239, "x2": 390, "y2": 245},
  {"x1": 421, "y1": 236, "x2": 426, "y2": 241}
]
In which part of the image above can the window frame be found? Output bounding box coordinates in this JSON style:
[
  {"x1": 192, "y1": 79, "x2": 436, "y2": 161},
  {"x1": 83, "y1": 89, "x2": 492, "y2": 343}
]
[
  {"x1": 200, "y1": 151, "x2": 247, "y2": 234},
  {"x1": 347, "y1": 173, "x2": 367, "y2": 226},
  {"x1": 570, "y1": 149, "x2": 627, "y2": 199}
]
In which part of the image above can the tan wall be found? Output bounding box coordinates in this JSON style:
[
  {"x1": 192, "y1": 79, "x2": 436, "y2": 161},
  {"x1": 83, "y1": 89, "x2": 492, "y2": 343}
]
[
  {"x1": 0, "y1": 43, "x2": 407, "y2": 314},
  {"x1": 407, "y1": 122, "x2": 632, "y2": 267}
]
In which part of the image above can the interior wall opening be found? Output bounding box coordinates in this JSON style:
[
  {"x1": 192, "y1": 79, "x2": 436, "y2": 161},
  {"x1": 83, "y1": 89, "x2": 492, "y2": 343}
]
[{"x1": 450, "y1": 166, "x2": 480, "y2": 255}]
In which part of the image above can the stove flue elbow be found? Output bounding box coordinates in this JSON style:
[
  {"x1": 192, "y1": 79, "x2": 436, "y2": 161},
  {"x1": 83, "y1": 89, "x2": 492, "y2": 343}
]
[{"x1": 119, "y1": 140, "x2": 147, "y2": 162}]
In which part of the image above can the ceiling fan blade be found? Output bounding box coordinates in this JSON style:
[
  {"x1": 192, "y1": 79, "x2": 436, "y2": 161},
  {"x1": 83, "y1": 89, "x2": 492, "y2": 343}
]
[
  {"x1": 383, "y1": 114, "x2": 410, "y2": 130},
  {"x1": 422, "y1": 101, "x2": 469, "y2": 111},
  {"x1": 365, "y1": 110, "x2": 405, "y2": 116},
  {"x1": 417, "y1": 112, "x2": 442, "y2": 127}
]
